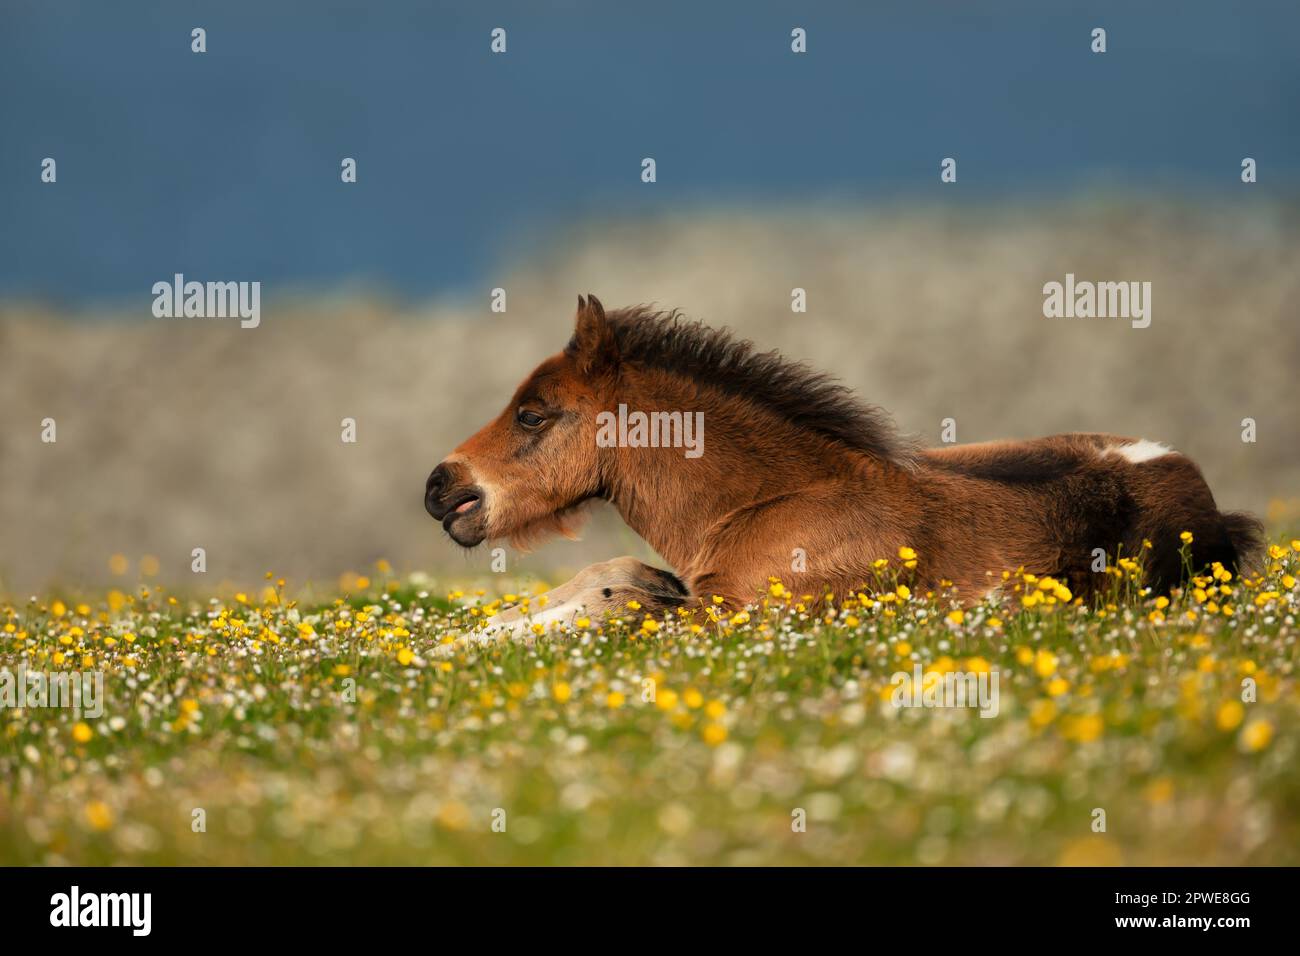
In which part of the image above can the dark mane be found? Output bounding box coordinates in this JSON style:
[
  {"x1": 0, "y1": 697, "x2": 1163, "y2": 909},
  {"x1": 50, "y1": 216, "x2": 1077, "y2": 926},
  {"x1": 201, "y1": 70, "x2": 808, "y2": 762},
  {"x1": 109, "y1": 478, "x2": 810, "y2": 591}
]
[{"x1": 585, "y1": 306, "x2": 916, "y2": 465}]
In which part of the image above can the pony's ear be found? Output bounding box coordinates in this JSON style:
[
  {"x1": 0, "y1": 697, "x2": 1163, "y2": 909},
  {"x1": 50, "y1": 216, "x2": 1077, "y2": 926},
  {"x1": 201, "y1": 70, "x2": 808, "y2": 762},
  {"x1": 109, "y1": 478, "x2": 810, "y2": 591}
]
[{"x1": 570, "y1": 293, "x2": 618, "y2": 373}]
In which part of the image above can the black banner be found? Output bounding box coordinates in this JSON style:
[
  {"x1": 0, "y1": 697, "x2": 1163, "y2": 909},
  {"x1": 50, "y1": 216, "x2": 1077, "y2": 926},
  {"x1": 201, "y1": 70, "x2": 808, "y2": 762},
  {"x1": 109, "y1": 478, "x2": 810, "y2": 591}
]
[{"x1": 0, "y1": 866, "x2": 1286, "y2": 942}]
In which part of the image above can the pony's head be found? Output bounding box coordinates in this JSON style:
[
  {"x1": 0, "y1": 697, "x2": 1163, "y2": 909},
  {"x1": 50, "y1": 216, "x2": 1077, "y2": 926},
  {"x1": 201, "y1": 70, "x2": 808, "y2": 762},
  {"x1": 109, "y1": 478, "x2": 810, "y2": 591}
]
[
  {"x1": 427, "y1": 293, "x2": 914, "y2": 552},
  {"x1": 425, "y1": 294, "x2": 619, "y2": 548}
]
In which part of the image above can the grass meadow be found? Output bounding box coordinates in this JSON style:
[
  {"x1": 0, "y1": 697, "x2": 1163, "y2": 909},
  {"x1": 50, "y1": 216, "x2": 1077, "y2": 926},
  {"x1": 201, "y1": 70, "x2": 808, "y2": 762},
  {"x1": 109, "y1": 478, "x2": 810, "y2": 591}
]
[{"x1": 2, "y1": 536, "x2": 1298, "y2": 866}]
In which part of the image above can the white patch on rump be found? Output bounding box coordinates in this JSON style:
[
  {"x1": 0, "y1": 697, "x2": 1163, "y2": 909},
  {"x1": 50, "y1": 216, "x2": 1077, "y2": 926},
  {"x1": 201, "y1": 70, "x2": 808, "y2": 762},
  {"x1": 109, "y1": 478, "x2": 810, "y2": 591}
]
[{"x1": 1103, "y1": 439, "x2": 1176, "y2": 464}]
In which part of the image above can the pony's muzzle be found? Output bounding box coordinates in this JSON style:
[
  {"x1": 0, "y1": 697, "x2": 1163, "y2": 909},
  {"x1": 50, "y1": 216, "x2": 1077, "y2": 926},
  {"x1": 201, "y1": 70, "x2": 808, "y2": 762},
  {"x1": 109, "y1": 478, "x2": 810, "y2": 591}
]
[{"x1": 425, "y1": 463, "x2": 484, "y2": 533}]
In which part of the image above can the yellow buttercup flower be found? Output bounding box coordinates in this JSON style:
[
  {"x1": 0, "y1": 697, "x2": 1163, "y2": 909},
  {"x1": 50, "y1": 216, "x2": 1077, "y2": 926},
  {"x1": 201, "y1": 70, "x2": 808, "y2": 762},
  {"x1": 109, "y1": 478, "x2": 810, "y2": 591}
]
[
  {"x1": 84, "y1": 800, "x2": 114, "y2": 831},
  {"x1": 1029, "y1": 699, "x2": 1057, "y2": 728},
  {"x1": 1034, "y1": 649, "x2": 1058, "y2": 678},
  {"x1": 1215, "y1": 700, "x2": 1244, "y2": 731},
  {"x1": 1240, "y1": 719, "x2": 1273, "y2": 753},
  {"x1": 1061, "y1": 713, "x2": 1103, "y2": 743},
  {"x1": 1144, "y1": 778, "x2": 1174, "y2": 804}
]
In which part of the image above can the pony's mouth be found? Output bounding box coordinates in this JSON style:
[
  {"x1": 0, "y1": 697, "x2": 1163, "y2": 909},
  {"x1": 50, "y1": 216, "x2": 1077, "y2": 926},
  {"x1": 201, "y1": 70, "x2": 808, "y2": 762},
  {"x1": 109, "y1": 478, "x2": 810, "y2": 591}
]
[
  {"x1": 442, "y1": 492, "x2": 481, "y2": 530},
  {"x1": 441, "y1": 491, "x2": 487, "y2": 547}
]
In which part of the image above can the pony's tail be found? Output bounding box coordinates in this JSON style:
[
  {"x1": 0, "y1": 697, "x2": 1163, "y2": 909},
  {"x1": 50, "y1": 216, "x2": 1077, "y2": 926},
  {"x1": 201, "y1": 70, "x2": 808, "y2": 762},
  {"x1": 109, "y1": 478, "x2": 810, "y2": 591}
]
[
  {"x1": 1143, "y1": 508, "x2": 1264, "y2": 595},
  {"x1": 1219, "y1": 510, "x2": 1266, "y2": 576}
]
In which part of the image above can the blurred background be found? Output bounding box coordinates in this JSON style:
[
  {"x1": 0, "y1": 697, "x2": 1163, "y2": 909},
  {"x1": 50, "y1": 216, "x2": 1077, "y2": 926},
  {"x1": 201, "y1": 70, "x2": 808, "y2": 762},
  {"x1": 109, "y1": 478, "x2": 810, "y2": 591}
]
[{"x1": 1, "y1": 0, "x2": 1298, "y2": 593}]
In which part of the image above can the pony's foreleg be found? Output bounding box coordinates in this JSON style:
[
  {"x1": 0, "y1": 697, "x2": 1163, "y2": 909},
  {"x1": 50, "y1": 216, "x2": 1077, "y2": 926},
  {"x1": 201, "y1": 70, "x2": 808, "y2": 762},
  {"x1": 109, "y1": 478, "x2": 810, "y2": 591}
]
[{"x1": 433, "y1": 557, "x2": 690, "y2": 656}]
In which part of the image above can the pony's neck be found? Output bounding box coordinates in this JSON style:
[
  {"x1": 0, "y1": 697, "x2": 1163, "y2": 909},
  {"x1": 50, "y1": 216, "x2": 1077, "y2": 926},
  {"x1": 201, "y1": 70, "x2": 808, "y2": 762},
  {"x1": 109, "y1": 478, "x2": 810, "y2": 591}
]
[{"x1": 602, "y1": 372, "x2": 875, "y2": 570}]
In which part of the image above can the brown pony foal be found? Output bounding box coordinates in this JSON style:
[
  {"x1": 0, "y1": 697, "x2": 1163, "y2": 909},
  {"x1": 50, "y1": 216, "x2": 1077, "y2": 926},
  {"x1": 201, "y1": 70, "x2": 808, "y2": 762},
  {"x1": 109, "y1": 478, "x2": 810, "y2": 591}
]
[{"x1": 424, "y1": 296, "x2": 1261, "y2": 650}]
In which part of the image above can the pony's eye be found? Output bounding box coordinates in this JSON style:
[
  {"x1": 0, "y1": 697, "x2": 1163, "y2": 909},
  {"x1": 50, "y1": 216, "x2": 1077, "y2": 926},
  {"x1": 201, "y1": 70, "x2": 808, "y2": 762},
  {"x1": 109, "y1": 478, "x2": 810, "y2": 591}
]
[{"x1": 517, "y1": 409, "x2": 546, "y2": 429}]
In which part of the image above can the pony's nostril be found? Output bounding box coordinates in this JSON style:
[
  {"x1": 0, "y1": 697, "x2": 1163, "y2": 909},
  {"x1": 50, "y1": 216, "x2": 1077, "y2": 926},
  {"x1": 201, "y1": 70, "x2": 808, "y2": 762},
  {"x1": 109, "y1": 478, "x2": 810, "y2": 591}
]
[
  {"x1": 427, "y1": 464, "x2": 449, "y2": 495},
  {"x1": 425, "y1": 464, "x2": 451, "y2": 518}
]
